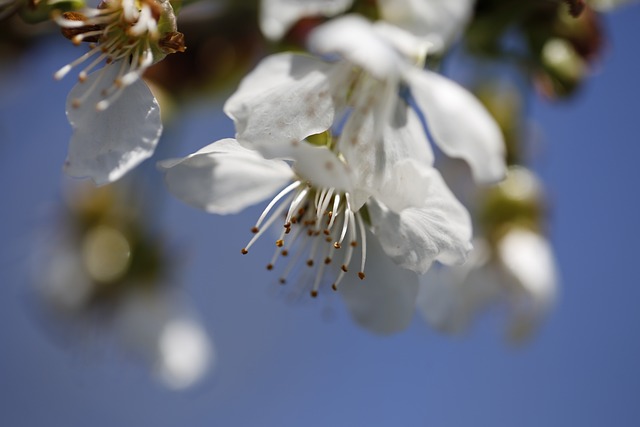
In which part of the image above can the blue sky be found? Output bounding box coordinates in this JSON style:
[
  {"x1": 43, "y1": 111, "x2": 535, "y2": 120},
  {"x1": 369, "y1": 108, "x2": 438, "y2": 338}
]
[{"x1": 1, "y1": 6, "x2": 640, "y2": 426}]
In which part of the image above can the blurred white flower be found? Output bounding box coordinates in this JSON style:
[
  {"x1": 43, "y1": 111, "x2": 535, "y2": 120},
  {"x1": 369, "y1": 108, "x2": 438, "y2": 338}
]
[
  {"x1": 418, "y1": 228, "x2": 558, "y2": 342},
  {"x1": 161, "y1": 138, "x2": 472, "y2": 334},
  {"x1": 33, "y1": 185, "x2": 213, "y2": 389},
  {"x1": 259, "y1": 0, "x2": 475, "y2": 52},
  {"x1": 53, "y1": 0, "x2": 185, "y2": 184},
  {"x1": 418, "y1": 164, "x2": 557, "y2": 341},
  {"x1": 226, "y1": 15, "x2": 505, "y2": 185},
  {"x1": 114, "y1": 290, "x2": 214, "y2": 390}
]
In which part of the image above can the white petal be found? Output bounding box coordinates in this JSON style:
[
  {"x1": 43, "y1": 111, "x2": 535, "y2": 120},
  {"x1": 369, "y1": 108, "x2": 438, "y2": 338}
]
[
  {"x1": 159, "y1": 139, "x2": 294, "y2": 214},
  {"x1": 381, "y1": 100, "x2": 434, "y2": 169},
  {"x1": 497, "y1": 228, "x2": 558, "y2": 341},
  {"x1": 259, "y1": 0, "x2": 353, "y2": 40},
  {"x1": 336, "y1": 74, "x2": 398, "y2": 208},
  {"x1": 224, "y1": 53, "x2": 340, "y2": 153},
  {"x1": 417, "y1": 240, "x2": 499, "y2": 334},
  {"x1": 339, "y1": 229, "x2": 419, "y2": 334},
  {"x1": 405, "y1": 67, "x2": 506, "y2": 183},
  {"x1": 377, "y1": 0, "x2": 475, "y2": 53},
  {"x1": 369, "y1": 160, "x2": 472, "y2": 273},
  {"x1": 373, "y1": 21, "x2": 431, "y2": 66},
  {"x1": 64, "y1": 66, "x2": 162, "y2": 185},
  {"x1": 307, "y1": 14, "x2": 405, "y2": 80},
  {"x1": 337, "y1": 88, "x2": 433, "y2": 210},
  {"x1": 291, "y1": 142, "x2": 353, "y2": 191}
]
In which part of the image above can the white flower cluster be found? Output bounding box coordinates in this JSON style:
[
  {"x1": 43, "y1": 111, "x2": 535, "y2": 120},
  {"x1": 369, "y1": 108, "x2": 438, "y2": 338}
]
[
  {"x1": 51, "y1": 0, "x2": 559, "y2": 336},
  {"x1": 159, "y1": 3, "x2": 511, "y2": 334}
]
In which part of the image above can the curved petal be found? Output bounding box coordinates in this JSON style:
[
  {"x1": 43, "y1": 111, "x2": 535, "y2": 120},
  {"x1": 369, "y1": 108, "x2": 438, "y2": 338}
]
[
  {"x1": 377, "y1": 0, "x2": 475, "y2": 53},
  {"x1": 64, "y1": 66, "x2": 162, "y2": 185},
  {"x1": 339, "y1": 229, "x2": 419, "y2": 334},
  {"x1": 291, "y1": 142, "x2": 353, "y2": 191},
  {"x1": 381, "y1": 99, "x2": 434, "y2": 168},
  {"x1": 497, "y1": 228, "x2": 558, "y2": 342},
  {"x1": 159, "y1": 139, "x2": 294, "y2": 214},
  {"x1": 224, "y1": 53, "x2": 340, "y2": 153},
  {"x1": 337, "y1": 89, "x2": 433, "y2": 210},
  {"x1": 259, "y1": 0, "x2": 353, "y2": 40},
  {"x1": 307, "y1": 14, "x2": 404, "y2": 80},
  {"x1": 417, "y1": 240, "x2": 499, "y2": 334},
  {"x1": 369, "y1": 160, "x2": 472, "y2": 273},
  {"x1": 405, "y1": 67, "x2": 506, "y2": 183},
  {"x1": 336, "y1": 74, "x2": 397, "y2": 209}
]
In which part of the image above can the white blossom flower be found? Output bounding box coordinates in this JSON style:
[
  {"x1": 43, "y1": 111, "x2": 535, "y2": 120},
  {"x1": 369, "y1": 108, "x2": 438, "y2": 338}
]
[
  {"x1": 160, "y1": 138, "x2": 472, "y2": 334},
  {"x1": 114, "y1": 290, "x2": 214, "y2": 390},
  {"x1": 225, "y1": 15, "x2": 505, "y2": 186},
  {"x1": 418, "y1": 228, "x2": 558, "y2": 342},
  {"x1": 33, "y1": 220, "x2": 214, "y2": 389},
  {"x1": 259, "y1": 0, "x2": 475, "y2": 53},
  {"x1": 53, "y1": 0, "x2": 185, "y2": 184}
]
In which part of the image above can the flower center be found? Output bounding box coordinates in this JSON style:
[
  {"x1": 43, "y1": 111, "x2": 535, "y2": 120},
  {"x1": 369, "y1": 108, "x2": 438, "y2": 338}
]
[
  {"x1": 53, "y1": 0, "x2": 184, "y2": 110},
  {"x1": 241, "y1": 180, "x2": 367, "y2": 298}
]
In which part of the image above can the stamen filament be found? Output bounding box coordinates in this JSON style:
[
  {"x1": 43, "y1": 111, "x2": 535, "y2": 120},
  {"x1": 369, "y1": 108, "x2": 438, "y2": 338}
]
[
  {"x1": 254, "y1": 181, "x2": 301, "y2": 230},
  {"x1": 242, "y1": 193, "x2": 294, "y2": 253}
]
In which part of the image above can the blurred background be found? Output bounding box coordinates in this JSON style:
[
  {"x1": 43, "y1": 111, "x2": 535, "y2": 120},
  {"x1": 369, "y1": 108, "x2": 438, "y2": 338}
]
[{"x1": 1, "y1": 3, "x2": 640, "y2": 426}]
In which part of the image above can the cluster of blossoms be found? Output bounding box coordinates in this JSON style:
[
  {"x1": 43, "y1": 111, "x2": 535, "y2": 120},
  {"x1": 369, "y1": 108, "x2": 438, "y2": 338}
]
[
  {"x1": 160, "y1": 9, "x2": 508, "y2": 333},
  {"x1": 34, "y1": 0, "x2": 580, "y2": 341},
  {"x1": 0, "y1": 0, "x2": 630, "y2": 392}
]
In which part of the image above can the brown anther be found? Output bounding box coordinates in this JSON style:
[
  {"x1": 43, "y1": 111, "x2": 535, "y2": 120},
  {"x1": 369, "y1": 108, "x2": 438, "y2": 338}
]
[
  {"x1": 60, "y1": 12, "x2": 103, "y2": 44},
  {"x1": 276, "y1": 239, "x2": 284, "y2": 247},
  {"x1": 314, "y1": 231, "x2": 321, "y2": 236},
  {"x1": 325, "y1": 237, "x2": 332, "y2": 242},
  {"x1": 251, "y1": 226, "x2": 259, "y2": 233},
  {"x1": 358, "y1": 272, "x2": 365, "y2": 280},
  {"x1": 333, "y1": 242, "x2": 341, "y2": 249},
  {"x1": 341, "y1": 265, "x2": 348, "y2": 272},
  {"x1": 331, "y1": 284, "x2": 338, "y2": 291},
  {"x1": 350, "y1": 241, "x2": 358, "y2": 247},
  {"x1": 307, "y1": 230, "x2": 314, "y2": 236},
  {"x1": 291, "y1": 218, "x2": 298, "y2": 224},
  {"x1": 71, "y1": 99, "x2": 81, "y2": 109},
  {"x1": 324, "y1": 257, "x2": 332, "y2": 264},
  {"x1": 284, "y1": 222, "x2": 291, "y2": 228},
  {"x1": 159, "y1": 31, "x2": 186, "y2": 54},
  {"x1": 310, "y1": 290, "x2": 318, "y2": 298},
  {"x1": 307, "y1": 259, "x2": 314, "y2": 267},
  {"x1": 241, "y1": 248, "x2": 248, "y2": 255},
  {"x1": 266, "y1": 264, "x2": 273, "y2": 270},
  {"x1": 281, "y1": 250, "x2": 289, "y2": 257},
  {"x1": 323, "y1": 229, "x2": 330, "y2": 235}
]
